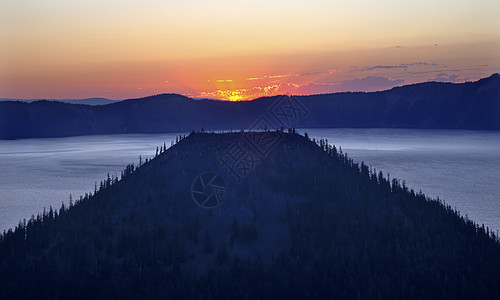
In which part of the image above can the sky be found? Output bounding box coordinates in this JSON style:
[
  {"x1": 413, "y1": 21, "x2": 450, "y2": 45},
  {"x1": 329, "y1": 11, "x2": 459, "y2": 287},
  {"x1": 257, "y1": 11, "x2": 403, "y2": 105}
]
[{"x1": 1, "y1": 0, "x2": 499, "y2": 101}]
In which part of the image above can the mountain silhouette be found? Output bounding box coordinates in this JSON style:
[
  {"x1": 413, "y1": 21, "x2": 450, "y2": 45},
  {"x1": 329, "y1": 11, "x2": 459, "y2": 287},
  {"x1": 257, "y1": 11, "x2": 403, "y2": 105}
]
[
  {"x1": 1, "y1": 74, "x2": 499, "y2": 139},
  {"x1": 0, "y1": 97, "x2": 115, "y2": 106},
  {"x1": 1, "y1": 131, "x2": 499, "y2": 298}
]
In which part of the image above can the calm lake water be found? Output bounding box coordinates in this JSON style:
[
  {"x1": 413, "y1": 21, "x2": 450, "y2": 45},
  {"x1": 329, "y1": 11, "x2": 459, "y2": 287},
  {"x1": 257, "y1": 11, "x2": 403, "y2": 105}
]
[{"x1": 1, "y1": 129, "x2": 499, "y2": 234}]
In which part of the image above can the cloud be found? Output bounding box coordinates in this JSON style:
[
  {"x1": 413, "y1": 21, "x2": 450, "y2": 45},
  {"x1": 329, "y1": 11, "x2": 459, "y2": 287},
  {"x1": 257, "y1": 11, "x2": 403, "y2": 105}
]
[
  {"x1": 338, "y1": 76, "x2": 405, "y2": 91},
  {"x1": 267, "y1": 74, "x2": 288, "y2": 79},
  {"x1": 295, "y1": 82, "x2": 337, "y2": 95},
  {"x1": 199, "y1": 82, "x2": 301, "y2": 101},
  {"x1": 201, "y1": 76, "x2": 406, "y2": 100},
  {"x1": 408, "y1": 69, "x2": 456, "y2": 75},
  {"x1": 297, "y1": 76, "x2": 405, "y2": 94},
  {"x1": 296, "y1": 71, "x2": 325, "y2": 76},
  {"x1": 362, "y1": 65, "x2": 407, "y2": 71},
  {"x1": 246, "y1": 74, "x2": 291, "y2": 81},
  {"x1": 403, "y1": 62, "x2": 438, "y2": 67},
  {"x1": 431, "y1": 73, "x2": 466, "y2": 83},
  {"x1": 360, "y1": 62, "x2": 439, "y2": 71},
  {"x1": 245, "y1": 70, "x2": 342, "y2": 87}
]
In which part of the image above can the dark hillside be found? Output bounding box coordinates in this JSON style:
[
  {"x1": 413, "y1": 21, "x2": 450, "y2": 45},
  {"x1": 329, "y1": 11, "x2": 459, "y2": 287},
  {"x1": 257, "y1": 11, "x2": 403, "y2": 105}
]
[{"x1": 1, "y1": 131, "x2": 499, "y2": 298}]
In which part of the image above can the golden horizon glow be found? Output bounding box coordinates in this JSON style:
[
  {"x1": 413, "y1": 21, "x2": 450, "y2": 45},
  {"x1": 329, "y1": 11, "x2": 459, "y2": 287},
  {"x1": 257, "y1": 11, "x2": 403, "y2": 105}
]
[{"x1": 1, "y1": 0, "x2": 499, "y2": 100}]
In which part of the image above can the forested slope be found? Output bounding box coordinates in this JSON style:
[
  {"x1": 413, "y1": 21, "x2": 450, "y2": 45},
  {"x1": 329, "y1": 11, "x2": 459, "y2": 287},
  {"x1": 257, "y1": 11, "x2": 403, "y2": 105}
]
[{"x1": 1, "y1": 131, "x2": 499, "y2": 298}]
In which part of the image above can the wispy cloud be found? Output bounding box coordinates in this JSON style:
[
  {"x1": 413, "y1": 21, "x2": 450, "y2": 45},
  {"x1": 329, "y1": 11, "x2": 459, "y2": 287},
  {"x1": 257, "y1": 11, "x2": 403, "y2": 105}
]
[
  {"x1": 431, "y1": 73, "x2": 467, "y2": 83},
  {"x1": 200, "y1": 82, "x2": 300, "y2": 101},
  {"x1": 403, "y1": 62, "x2": 439, "y2": 67},
  {"x1": 335, "y1": 76, "x2": 404, "y2": 92},
  {"x1": 246, "y1": 74, "x2": 291, "y2": 81},
  {"x1": 199, "y1": 76, "x2": 405, "y2": 100},
  {"x1": 197, "y1": 61, "x2": 490, "y2": 101},
  {"x1": 297, "y1": 76, "x2": 405, "y2": 94},
  {"x1": 360, "y1": 62, "x2": 439, "y2": 71},
  {"x1": 362, "y1": 65, "x2": 407, "y2": 71}
]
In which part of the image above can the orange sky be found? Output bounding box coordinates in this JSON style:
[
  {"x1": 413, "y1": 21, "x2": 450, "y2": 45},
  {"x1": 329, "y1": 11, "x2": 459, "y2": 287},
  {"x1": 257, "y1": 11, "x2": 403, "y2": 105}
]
[{"x1": 1, "y1": 0, "x2": 499, "y2": 100}]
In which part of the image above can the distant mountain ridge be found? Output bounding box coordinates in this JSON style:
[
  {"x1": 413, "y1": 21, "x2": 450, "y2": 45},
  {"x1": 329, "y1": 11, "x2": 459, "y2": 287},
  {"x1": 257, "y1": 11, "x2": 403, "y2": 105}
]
[
  {"x1": 1, "y1": 74, "x2": 499, "y2": 139},
  {"x1": 0, "y1": 97, "x2": 115, "y2": 106}
]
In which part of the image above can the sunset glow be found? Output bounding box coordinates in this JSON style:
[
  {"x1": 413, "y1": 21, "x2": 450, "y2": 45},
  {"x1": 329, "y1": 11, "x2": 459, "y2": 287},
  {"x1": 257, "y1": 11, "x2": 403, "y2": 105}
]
[{"x1": 1, "y1": 0, "x2": 499, "y2": 100}]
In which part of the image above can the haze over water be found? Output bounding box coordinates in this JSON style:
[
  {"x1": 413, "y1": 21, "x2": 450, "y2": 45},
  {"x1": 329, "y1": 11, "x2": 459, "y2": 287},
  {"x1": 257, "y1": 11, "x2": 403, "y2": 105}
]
[{"x1": 0, "y1": 129, "x2": 499, "y2": 234}]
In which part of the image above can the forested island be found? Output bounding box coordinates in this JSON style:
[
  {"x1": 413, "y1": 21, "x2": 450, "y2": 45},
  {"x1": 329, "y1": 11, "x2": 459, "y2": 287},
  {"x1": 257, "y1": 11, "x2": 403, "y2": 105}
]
[
  {"x1": 1, "y1": 74, "x2": 499, "y2": 139},
  {"x1": 1, "y1": 131, "x2": 499, "y2": 298}
]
